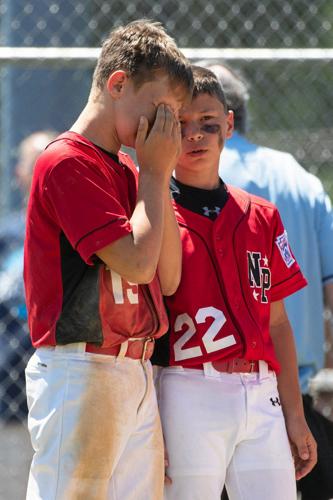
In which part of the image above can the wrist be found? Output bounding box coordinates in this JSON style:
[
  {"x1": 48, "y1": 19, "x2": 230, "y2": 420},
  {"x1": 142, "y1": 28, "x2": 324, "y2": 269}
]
[
  {"x1": 282, "y1": 404, "x2": 305, "y2": 423},
  {"x1": 138, "y1": 168, "x2": 170, "y2": 187}
]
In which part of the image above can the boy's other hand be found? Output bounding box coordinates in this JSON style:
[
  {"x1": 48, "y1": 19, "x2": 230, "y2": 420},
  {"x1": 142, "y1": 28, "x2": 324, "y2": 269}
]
[
  {"x1": 135, "y1": 104, "x2": 181, "y2": 178},
  {"x1": 287, "y1": 416, "x2": 317, "y2": 480}
]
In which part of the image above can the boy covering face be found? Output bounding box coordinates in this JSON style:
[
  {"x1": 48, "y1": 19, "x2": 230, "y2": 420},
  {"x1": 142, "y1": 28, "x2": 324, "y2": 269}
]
[
  {"x1": 153, "y1": 66, "x2": 317, "y2": 500},
  {"x1": 24, "y1": 20, "x2": 193, "y2": 500}
]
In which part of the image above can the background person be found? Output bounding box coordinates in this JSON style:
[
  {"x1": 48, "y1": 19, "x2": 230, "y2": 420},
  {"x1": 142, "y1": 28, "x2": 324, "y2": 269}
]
[
  {"x1": 202, "y1": 60, "x2": 333, "y2": 500},
  {"x1": 0, "y1": 130, "x2": 57, "y2": 422}
]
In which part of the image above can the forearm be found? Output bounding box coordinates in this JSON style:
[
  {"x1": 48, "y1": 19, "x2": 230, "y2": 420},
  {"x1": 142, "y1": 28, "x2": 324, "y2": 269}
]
[
  {"x1": 324, "y1": 282, "x2": 333, "y2": 368},
  {"x1": 129, "y1": 171, "x2": 168, "y2": 280},
  {"x1": 96, "y1": 104, "x2": 181, "y2": 284},
  {"x1": 270, "y1": 300, "x2": 318, "y2": 478},
  {"x1": 323, "y1": 281, "x2": 333, "y2": 309},
  {"x1": 157, "y1": 191, "x2": 182, "y2": 296},
  {"x1": 97, "y1": 171, "x2": 168, "y2": 283},
  {"x1": 271, "y1": 319, "x2": 304, "y2": 419}
]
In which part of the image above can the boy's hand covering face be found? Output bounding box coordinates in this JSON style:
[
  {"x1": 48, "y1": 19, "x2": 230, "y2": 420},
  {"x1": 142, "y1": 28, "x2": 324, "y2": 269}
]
[{"x1": 135, "y1": 104, "x2": 181, "y2": 176}]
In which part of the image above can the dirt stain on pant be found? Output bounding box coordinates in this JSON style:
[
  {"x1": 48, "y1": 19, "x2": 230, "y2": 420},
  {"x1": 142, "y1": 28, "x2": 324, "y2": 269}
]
[{"x1": 65, "y1": 359, "x2": 164, "y2": 500}]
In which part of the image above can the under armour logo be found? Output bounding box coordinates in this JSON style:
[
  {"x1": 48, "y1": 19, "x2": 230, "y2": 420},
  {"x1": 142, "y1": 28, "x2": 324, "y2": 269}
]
[
  {"x1": 202, "y1": 206, "x2": 221, "y2": 217},
  {"x1": 270, "y1": 397, "x2": 281, "y2": 407}
]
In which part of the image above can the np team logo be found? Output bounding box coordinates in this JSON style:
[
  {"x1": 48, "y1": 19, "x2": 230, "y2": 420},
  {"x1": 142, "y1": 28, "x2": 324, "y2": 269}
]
[
  {"x1": 247, "y1": 251, "x2": 271, "y2": 303},
  {"x1": 275, "y1": 230, "x2": 295, "y2": 268}
]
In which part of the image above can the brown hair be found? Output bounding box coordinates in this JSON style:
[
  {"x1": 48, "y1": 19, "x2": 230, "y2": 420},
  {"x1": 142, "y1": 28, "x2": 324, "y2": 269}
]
[
  {"x1": 196, "y1": 60, "x2": 249, "y2": 133},
  {"x1": 191, "y1": 65, "x2": 228, "y2": 113},
  {"x1": 93, "y1": 19, "x2": 193, "y2": 92}
]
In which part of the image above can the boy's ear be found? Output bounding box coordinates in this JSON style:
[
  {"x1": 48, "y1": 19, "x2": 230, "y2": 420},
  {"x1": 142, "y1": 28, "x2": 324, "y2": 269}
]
[
  {"x1": 106, "y1": 70, "x2": 128, "y2": 98},
  {"x1": 226, "y1": 110, "x2": 234, "y2": 138}
]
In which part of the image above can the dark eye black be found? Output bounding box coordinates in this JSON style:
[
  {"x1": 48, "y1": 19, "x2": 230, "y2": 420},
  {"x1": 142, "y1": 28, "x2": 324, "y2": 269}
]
[{"x1": 201, "y1": 123, "x2": 221, "y2": 134}]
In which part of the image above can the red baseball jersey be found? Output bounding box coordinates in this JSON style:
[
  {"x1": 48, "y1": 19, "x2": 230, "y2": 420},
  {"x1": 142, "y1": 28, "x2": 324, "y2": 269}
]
[
  {"x1": 165, "y1": 185, "x2": 307, "y2": 373},
  {"x1": 24, "y1": 132, "x2": 168, "y2": 348}
]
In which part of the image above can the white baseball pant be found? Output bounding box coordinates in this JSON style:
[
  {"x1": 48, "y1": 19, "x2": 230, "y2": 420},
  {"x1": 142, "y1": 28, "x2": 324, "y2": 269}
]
[
  {"x1": 157, "y1": 362, "x2": 297, "y2": 500},
  {"x1": 25, "y1": 343, "x2": 164, "y2": 500}
]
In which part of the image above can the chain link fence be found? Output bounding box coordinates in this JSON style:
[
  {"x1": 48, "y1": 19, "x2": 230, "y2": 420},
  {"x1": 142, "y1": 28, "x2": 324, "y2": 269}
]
[
  {"x1": 1, "y1": 0, "x2": 332, "y2": 48},
  {"x1": 0, "y1": 1, "x2": 333, "y2": 498}
]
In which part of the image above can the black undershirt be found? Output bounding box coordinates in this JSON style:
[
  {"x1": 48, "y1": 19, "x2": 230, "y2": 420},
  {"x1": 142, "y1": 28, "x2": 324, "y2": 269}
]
[
  {"x1": 170, "y1": 176, "x2": 229, "y2": 219},
  {"x1": 94, "y1": 144, "x2": 120, "y2": 164}
]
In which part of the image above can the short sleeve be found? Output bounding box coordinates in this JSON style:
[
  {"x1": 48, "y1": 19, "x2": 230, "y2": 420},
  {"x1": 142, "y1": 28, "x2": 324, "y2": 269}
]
[
  {"x1": 43, "y1": 157, "x2": 132, "y2": 264},
  {"x1": 270, "y1": 208, "x2": 307, "y2": 301}
]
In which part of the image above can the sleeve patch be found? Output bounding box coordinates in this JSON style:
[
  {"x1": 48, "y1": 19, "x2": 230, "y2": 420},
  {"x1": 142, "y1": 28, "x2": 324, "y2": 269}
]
[{"x1": 275, "y1": 230, "x2": 295, "y2": 268}]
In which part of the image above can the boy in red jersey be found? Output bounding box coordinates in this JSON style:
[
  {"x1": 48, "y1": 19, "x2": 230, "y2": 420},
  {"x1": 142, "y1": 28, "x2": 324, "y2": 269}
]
[
  {"x1": 152, "y1": 66, "x2": 317, "y2": 500},
  {"x1": 24, "y1": 20, "x2": 192, "y2": 500}
]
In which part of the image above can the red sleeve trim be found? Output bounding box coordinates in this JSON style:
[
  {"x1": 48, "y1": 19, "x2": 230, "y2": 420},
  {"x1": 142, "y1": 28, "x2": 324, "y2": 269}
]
[
  {"x1": 76, "y1": 217, "x2": 132, "y2": 265},
  {"x1": 75, "y1": 217, "x2": 128, "y2": 250},
  {"x1": 270, "y1": 270, "x2": 307, "y2": 302}
]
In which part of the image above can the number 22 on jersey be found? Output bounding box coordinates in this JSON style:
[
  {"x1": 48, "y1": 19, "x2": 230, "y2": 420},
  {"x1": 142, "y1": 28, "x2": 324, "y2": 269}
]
[{"x1": 174, "y1": 306, "x2": 236, "y2": 361}]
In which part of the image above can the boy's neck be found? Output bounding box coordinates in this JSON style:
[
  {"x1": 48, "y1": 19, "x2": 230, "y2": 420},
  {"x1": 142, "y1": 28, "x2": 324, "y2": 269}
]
[
  {"x1": 70, "y1": 96, "x2": 120, "y2": 155},
  {"x1": 174, "y1": 170, "x2": 220, "y2": 190}
]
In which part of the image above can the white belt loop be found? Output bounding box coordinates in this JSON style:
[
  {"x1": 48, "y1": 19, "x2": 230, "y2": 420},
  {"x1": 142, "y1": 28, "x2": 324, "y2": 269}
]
[
  {"x1": 203, "y1": 362, "x2": 221, "y2": 378},
  {"x1": 117, "y1": 341, "x2": 129, "y2": 359},
  {"x1": 259, "y1": 360, "x2": 269, "y2": 379},
  {"x1": 165, "y1": 366, "x2": 185, "y2": 372},
  {"x1": 55, "y1": 342, "x2": 86, "y2": 354},
  {"x1": 141, "y1": 337, "x2": 155, "y2": 362}
]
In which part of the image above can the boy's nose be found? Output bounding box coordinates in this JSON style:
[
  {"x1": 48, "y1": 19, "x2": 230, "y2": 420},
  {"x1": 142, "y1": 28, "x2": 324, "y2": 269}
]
[{"x1": 184, "y1": 124, "x2": 203, "y2": 142}]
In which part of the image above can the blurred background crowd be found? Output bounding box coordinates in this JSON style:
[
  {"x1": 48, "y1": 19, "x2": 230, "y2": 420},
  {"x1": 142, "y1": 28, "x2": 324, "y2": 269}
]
[{"x1": 0, "y1": 1, "x2": 332, "y2": 498}]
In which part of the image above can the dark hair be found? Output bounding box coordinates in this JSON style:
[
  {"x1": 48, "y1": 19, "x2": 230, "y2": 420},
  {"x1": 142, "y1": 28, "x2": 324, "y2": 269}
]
[
  {"x1": 191, "y1": 65, "x2": 228, "y2": 113},
  {"x1": 196, "y1": 59, "x2": 249, "y2": 134},
  {"x1": 93, "y1": 19, "x2": 193, "y2": 93}
]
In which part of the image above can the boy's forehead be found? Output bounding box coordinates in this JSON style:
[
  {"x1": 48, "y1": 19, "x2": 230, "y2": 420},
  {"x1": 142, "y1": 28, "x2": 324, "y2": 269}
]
[
  {"x1": 146, "y1": 74, "x2": 189, "y2": 105},
  {"x1": 180, "y1": 92, "x2": 223, "y2": 115},
  {"x1": 154, "y1": 70, "x2": 192, "y2": 107},
  {"x1": 167, "y1": 81, "x2": 192, "y2": 108}
]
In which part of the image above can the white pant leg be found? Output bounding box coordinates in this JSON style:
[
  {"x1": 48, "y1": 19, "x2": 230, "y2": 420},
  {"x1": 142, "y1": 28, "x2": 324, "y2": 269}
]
[
  {"x1": 164, "y1": 475, "x2": 223, "y2": 500},
  {"x1": 158, "y1": 367, "x2": 297, "y2": 500},
  {"x1": 158, "y1": 368, "x2": 239, "y2": 500},
  {"x1": 108, "y1": 362, "x2": 164, "y2": 500},
  {"x1": 226, "y1": 466, "x2": 297, "y2": 500},
  {"x1": 25, "y1": 347, "x2": 164, "y2": 500},
  {"x1": 225, "y1": 373, "x2": 297, "y2": 500}
]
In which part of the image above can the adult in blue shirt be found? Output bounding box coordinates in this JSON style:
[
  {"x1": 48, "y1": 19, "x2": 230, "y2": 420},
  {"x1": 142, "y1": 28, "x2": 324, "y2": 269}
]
[{"x1": 202, "y1": 61, "x2": 333, "y2": 500}]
